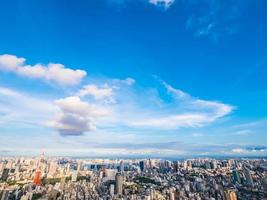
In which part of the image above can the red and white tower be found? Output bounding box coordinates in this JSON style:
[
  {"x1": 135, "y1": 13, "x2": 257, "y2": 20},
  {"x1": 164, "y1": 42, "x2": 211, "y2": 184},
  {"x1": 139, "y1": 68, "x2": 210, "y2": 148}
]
[{"x1": 33, "y1": 167, "x2": 41, "y2": 185}]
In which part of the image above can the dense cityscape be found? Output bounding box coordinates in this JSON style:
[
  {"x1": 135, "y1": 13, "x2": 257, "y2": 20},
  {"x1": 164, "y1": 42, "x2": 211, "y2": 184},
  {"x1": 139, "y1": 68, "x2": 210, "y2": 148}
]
[
  {"x1": 0, "y1": 155, "x2": 266, "y2": 200},
  {"x1": 1, "y1": 0, "x2": 267, "y2": 200}
]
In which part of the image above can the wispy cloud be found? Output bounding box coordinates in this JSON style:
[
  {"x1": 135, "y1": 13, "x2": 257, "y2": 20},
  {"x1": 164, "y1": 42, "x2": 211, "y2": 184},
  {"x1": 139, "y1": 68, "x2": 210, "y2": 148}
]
[
  {"x1": 0, "y1": 54, "x2": 235, "y2": 155},
  {"x1": 108, "y1": 0, "x2": 243, "y2": 40},
  {"x1": 129, "y1": 80, "x2": 233, "y2": 129},
  {"x1": 231, "y1": 146, "x2": 267, "y2": 155},
  {"x1": 0, "y1": 65, "x2": 233, "y2": 138},
  {"x1": 232, "y1": 129, "x2": 253, "y2": 136},
  {"x1": 52, "y1": 78, "x2": 233, "y2": 133},
  {"x1": 0, "y1": 83, "x2": 264, "y2": 157},
  {"x1": 148, "y1": 0, "x2": 175, "y2": 9},
  {"x1": 0, "y1": 54, "x2": 86, "y2": 86},
  {"x1": 1, "y1": 140, "x2": 266, "y2": 157},
  {"x1": 112, "y1": 77, "x2": 135, "y2": 86},
  {"x1": 184, "y1": 0, "x2": 243, "y2": 41},
  {"x1": 108, "y1": 0, "x2": 175, "y2": 9},
  {"x1": 0, "y1": 86, "x2": 56, "y2": 127}
]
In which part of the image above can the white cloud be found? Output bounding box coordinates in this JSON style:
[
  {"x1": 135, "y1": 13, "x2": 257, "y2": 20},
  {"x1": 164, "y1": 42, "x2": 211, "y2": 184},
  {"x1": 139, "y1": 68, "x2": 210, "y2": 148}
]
[
  {"x1": 112, "y1": 77, "x2": 135, "y2": 86},
  {"x1": 0, "y1": 86, "x2": 56, "y2": 126},
  {"x1": 231, "y1": 147, "x2": 267, "y2": 154},
  {"x1": 131, "y1": 114, "x2": 208, "y2": 129},
  {"x1": 184, "y1": 0, "x2": 243, "y2": 41},
  {"x1": 232, "y1": 148, "x2": 246, "y2": 154},
  {"x1": 124, "y1": 77, "x2": 136, "y2": 85},
  {"x1": 128, "y1": 81, "x2": 233, "y2": 130},
  {"x1": 0, "y1": 54, "x2": 86, "y2": 86},
  {"x1": 232, "y1": 130, "x2": 253, "y2": 136},
  {"x1": 161, "y1": 79, "x2": 189, "y2": 99},
  {"x1": 3, "y1": 141, "x2": 266, "y2": 157},
  {"x1": 77, "y1": 84, "x2": 113, "y2": 101},
  {"x1": 49, "y1": 96, "x2": 110, "y2": 135},
  {"x1": 149, "y1": 0, "x2": 175, "y2": 8},
  {"x1": 0, "y1": 74, "x2": 234, "y2": 137},
  {"x1": 193, "y1": 99, "x2": 233, "y2": 118},
  {"x1": 110, "y1": 0, "x2": 175, "y2": 9}
]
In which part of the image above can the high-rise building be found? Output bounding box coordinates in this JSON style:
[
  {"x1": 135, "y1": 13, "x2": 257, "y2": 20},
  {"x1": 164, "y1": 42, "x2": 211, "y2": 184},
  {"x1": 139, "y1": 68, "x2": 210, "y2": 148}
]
[
  {"x1": 169, "y1": 188, "x2": 175, "y2": 200},
  {"x1": 150, "y1": 188, "x2": 155, "y2": 200},
  {"x1": 0, "y1": 189, "x2": 12, "y2": 200},
  {"x1": 33, "y1": 168, "x2": 42, "y2": 185},
  {"x1": 139, "y1": 161, "x2": 145, "y2": 172},
  {"x1": 110, "y1": 184, "x2": 115, "y2": 196},
  {"x1": 205, "y1": 161, "x2": 211, "y2": 169},
  {"x1": 1, "y1": 168, "x2": 9, "y2": 181},
  {"x1": 115, "y1": 174, "x2": 123, "y2": 194},
  {"x1": 211, "y1": 160, "x2": 217, "y2": 169},
  {"x1": 48, "y1": 161, "x2": 57, "y2": 178},
  {"x1": 105, "y1": 169, "x2": 116, "y2": 181},
  {"x1": 224, "y1": 189, "x2": 237, "y2": 200},
  {"x1": 119, "y1": 161, "x2": 124, "y2": 173},
  {"x1": 173, "y1": 161, "x2": 179, "y2": 173},
  {"x1": 71, "y1": 171, "x2": 78, "y2": 182},
  {"x1": 232, "y1": 170, "x2": 241, "y2": 183},
  {"x1": 263, "y1": 173, "x2": 267, "y2": 191},
  {"x1": 243, "y1": 167, "x2": 253, "y2": 185},
  {"x1": 0, "y1": 163, "x2": 5, "y2": 174}
]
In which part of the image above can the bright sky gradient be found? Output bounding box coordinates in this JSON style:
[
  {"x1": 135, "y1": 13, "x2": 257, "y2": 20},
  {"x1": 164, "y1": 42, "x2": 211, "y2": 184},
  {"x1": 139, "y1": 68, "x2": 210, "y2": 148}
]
[{"x1": 0, "y1": 0, "x2": 267, "y2": 157}]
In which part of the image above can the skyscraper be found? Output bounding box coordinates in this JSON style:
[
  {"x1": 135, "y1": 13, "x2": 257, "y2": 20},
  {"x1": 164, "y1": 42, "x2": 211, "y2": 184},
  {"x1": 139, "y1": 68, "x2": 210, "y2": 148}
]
[
  {"x1": 110, "y1": 184, "x2": 115, "y2": 196},
  {"x1": 1, "y1": 168, "x2": 9, "y2": 182},
  {"x1": 115, "y1": 173, "x2": 123, "y2": 194},
  {"x1": 232, "y1": 170, "x2": 241, "y2": 184},
  {"x1": 243, "y1": 167, "x2": 253, "y2": 185},
  {"x1": 119, "y1": 161, "x2": 124, "y2": 173},
  {"x1": 169, "y1": 188, "x2": 175, "y2": 200},
  {"x1": 139, "y1": 161, "x2": 145, "y2": 172},
  {"x1": 71, "y1": 171, "x2": 78, "y2": 182},
  {"x1": 173, "y1": 161, "x2": 179, "y2": 173}
]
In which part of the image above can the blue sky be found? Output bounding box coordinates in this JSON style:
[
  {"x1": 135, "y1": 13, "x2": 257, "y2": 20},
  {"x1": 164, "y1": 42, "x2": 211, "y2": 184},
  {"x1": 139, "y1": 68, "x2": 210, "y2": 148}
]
[{"x1": 0, "y1": 0, "x2": 267, "y2": 157}]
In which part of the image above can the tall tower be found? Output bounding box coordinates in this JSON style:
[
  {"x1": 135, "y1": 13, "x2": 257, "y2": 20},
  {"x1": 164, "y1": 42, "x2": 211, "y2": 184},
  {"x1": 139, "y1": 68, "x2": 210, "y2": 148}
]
[
  {"x1": 115, "y1": 174, "x2": 123, "y2": 194},
  {"x1": 119, "y1": 161, "x2": 124, "y2": 173},
  {"x1": 33, "y1": 168, "x2": 41, "y2": 185}
]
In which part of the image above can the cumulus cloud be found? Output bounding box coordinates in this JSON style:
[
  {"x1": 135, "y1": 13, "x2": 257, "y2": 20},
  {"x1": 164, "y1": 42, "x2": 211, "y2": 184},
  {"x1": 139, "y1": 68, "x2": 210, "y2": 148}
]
[
  {"x1": 77, "y1": 84, "x2": 114, "y2": 101},
  {"x1": 0, "y1": 74, "x2": 233, "y2": 137},
  {"x1": 149, "y1": 0, "x2": 175, "y2": 9},
  {"x1": 49, "y1": 96, "x2": 110, "y2": 136},
  {"x1": 0, "y1": 54, "x2": 86, "y2": 86}
]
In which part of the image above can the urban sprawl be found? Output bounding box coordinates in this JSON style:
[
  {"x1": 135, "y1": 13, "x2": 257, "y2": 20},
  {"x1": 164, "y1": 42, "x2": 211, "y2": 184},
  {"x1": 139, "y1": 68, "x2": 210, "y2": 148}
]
[{"x1": 0, "y1": 156, "x2": 267, "y2": 200}]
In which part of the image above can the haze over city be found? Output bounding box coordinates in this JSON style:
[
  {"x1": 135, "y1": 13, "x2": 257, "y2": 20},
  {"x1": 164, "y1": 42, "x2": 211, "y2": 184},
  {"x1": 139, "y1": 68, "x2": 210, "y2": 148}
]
[{"x1": 0, "y1": 0, "x2": 267, "y2": 158}]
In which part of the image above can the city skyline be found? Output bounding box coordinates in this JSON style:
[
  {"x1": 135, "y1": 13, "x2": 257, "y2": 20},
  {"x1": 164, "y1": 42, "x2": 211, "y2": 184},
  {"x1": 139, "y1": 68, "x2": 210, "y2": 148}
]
[
  {"x1": 0, "y1": 157, "x2": 266, "y2": 199},
  {"x1": 0, "y1": 0, "x2": 267, "y2": 157}
]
